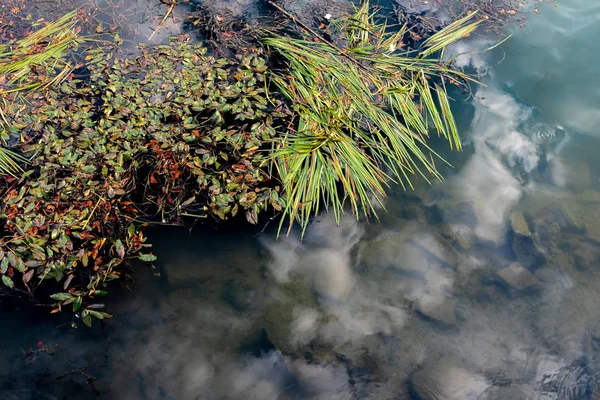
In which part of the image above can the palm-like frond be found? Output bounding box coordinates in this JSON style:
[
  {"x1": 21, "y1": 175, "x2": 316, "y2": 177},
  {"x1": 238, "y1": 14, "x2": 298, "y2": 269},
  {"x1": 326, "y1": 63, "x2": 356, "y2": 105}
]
[
  {"x1": 0, "y1": 11, "x2": 80, "y2": 177},
  {"x1": 0, "y1": 10, "x2": 81, "y2": 94},
  {"x1": 265, "y1": 2, "x2": 480, "y2": 236},
  {"x1": 0, "y1": 146, "x2": 27, "y2": 177}
]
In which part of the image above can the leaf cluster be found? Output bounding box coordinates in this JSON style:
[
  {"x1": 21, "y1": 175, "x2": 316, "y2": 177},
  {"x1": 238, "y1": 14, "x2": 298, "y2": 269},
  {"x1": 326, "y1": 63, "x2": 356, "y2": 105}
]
[{"x1": 0, "y1": 36, "x2": 291, "y2": 324}]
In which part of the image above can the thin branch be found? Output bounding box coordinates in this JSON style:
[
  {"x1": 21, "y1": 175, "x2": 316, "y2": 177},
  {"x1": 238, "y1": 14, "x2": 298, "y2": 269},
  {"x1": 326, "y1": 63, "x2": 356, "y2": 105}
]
[{"x1": 149, "y1": 1, "x2": 177, "y2": 41}]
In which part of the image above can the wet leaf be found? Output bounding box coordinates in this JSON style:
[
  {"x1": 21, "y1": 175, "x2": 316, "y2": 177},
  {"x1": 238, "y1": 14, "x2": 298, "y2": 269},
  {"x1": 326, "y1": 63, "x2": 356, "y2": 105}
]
[
  {"x1": 73, "y1": 297, "x2": 82, "y2": 312},
  {"x1": 82, "y1": 313, "x2": 92, "y2": 327},
  {"x1": 63, "y1": 274, "x2": 75, "y2": 290},
  {"x1": 138, "y1": 253, "x2": 157, "y2": 263},
  {"x1": 88, "y1": 310, "x2": 104, "y2": 319},
  {"x1": 50, "y1": 293, "x2": 72, "y2": 301},
  {"x1": 115, "y1": 239, "x2": 125, "y2": 259},
  {"x1": 245, "y1": 208, "x2": 258, "y2": 225},
  {"x1": 2, "y1": 275, "x2": 14, "y2": 289},
  {"x1": 127, "y1": 224, "x2": 136, "y2": 238},
  {"x1": 22, "y1": 269, "x2": 34, "y2": 284}
]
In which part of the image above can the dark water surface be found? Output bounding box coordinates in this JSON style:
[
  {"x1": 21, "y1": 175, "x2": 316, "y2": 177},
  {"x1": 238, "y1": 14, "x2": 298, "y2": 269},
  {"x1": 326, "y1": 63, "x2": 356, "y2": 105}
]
[{"x1": 3, "y1": 1, "x2": 600, "y2": 399}]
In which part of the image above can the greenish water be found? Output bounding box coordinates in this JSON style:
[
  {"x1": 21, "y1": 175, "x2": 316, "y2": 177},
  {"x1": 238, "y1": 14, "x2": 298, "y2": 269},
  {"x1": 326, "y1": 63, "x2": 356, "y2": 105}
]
[{"x1": 3, "y1": 1, "x2": 600, "y2": 399}]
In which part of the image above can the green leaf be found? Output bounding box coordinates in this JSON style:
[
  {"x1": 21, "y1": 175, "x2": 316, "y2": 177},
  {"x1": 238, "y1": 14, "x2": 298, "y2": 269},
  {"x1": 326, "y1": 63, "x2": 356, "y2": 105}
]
[
  {"x1": 115, "y1": 239, "x2": 125, "y2": 259},
  {"x1": 88, "y1": 310, "x2": 104, "y2": 320},
  {"x1": 73, "y1": 297, "x2": 82, "y2": 312},
  {"x1": 127, "y1": 224, "x2": 136, "y2": 237},
  {"x1": 82, "y1": 313, "x2": 92, "y2": 327},
  {"x1": 138, "y1": 253, "x2": 157, "y2": 262},
  {"x1": 63, "y1": 296, "x2": 76, "y2": 305},
  {"x1": 50, "y1": 293, "x2": 72, "y2": 301},
  {"x1": 2, "y1": 275, "x2": 14, "y2": 289},
  {"x1": 1, "y1": 258, "x2": 8, "y2": 274}
]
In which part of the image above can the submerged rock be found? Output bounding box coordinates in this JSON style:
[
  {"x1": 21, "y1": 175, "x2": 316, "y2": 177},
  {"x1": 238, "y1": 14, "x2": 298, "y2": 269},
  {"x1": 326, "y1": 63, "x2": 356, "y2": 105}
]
[
  {"x1": 416, "y1": 298, "x2": 458, "y2": 327},
  {"x1": 441, "y1": 201, "x2": 479, "y2": 227},
  {"x1": 510, "y1": 211, "x2": 532, "y2": 237},
  {"x1": 455, "y1": 235, "x2": 473, "y2": 251},
  {"x1": 495, "y1": 262, "x2": 538, "y2": 289},
  {"x1": 533, "y1": 267, "x2": 562, "y2": 284},
  {"x1": 410, "y1": 358, "x2": 489, "y2": 400},
  {"x1": 550, "y1": 197, "x2": 600, "y2": 243},
  {"x1": 511, "y1": 232, "x2": 546, "y2": 270},
  {"x1": 572, "y1": 240, "x2": 600, "y2": 271}
]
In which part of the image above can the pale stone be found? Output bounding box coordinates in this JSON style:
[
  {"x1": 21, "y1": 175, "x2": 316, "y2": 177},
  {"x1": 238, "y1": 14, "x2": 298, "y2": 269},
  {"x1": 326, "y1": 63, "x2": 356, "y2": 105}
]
[
  {"x1": 510, "y1": 211, "x2": 531, "y2": 237},
  {"x1": 534, "y1": 267, "x2": 561, "y2": 283},
  {"x1": 417, "y1": 298, "x2": 457, "y2": 326},
  {"x1": 496, "y1": 262, "x2": 538, "y2": 289},
  {"x1": 456, "y1": 235, "x2": 472, "y2": 251}
]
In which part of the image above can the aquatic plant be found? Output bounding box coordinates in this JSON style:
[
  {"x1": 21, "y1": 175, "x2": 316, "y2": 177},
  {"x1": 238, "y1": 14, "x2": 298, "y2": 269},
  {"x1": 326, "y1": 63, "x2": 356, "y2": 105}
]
[
  {"x1": 0, "y1": 10, "x2": 82, "y2": 177},
  {"x1": 0, "y1": 146, "x2": 26, "y2": 177},
  {"x1": 0, "y1": 33, "x2": 289, "y2": 324},
  {"x1": 265, "y1": 2, "x2": 480, "y2": 235},
  {"x1": 0, "y1": 9, "x2": 81, "y2": 94},
  {"x1": 0, "y1": 1, "x2": 482, "y2": 323}
]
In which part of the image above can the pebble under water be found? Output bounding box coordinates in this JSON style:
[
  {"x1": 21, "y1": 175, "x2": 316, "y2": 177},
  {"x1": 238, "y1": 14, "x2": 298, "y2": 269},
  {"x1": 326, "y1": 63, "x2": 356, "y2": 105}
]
[{"x1": 2, "y1": 0, "x2": 600, "y2": 399}]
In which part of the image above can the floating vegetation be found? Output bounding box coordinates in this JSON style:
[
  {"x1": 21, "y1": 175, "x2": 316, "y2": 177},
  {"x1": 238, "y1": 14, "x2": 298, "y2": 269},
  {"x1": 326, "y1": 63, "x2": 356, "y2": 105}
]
[
  {"x1": 0, "y1": 146, "x2": 26, "y2": 177},
  {"x1": 0, "y1": 30, "x2": 290, "y2": 324},
  {"x1": 0, "y1": 9, "x2": 81, "y2": 175},
  {"x1": 265, "y1": 1, "x2": 480, "y2": 235},
  {"x1": 0, "y1": 10, "x2": 82, "y2": 94},
  {"x1": 0, "y1": 1, "x2": 482, "y2": 323}
]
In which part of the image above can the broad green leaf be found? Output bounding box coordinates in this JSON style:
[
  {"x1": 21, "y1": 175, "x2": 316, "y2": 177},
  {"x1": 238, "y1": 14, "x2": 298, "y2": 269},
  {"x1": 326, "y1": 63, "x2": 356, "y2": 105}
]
[
  {"x1": 50, "y1": 293, "x2": 72, "y2": 301},
  {"x1": 2, "y1": 275, "x2": 14, "y2": 289},
  {"x1": 73, "y1": 297, "x2": 82, "y2": 312},
  {"x1": 138, "y1": 253, "x2": 157, "y2": 263}
]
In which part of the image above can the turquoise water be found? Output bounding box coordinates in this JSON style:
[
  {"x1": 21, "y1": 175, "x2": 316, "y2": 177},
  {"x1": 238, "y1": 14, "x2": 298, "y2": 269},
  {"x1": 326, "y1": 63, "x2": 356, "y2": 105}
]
[{"x1": 3, "y1": 1, "x2": 600, "y2": 399}]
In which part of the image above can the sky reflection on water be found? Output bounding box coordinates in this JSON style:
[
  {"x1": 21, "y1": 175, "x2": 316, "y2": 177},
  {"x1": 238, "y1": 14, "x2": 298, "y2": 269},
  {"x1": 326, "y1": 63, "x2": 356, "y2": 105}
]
[{"x1": 3, "y1": 1, "x2": 600, "y2": 399}]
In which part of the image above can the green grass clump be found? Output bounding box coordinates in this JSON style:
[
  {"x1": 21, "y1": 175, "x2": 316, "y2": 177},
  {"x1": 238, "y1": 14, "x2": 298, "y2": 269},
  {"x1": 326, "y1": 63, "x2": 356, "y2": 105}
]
[
  {"x1": 0, "y1": 10, "x2": 81, "y2": 93},
  {"x1": 0, "y1": 10, "x2": 82, "y2": 176},
  {"x1": 265, "y1": 1, "x2": 480, "y2": 236}
]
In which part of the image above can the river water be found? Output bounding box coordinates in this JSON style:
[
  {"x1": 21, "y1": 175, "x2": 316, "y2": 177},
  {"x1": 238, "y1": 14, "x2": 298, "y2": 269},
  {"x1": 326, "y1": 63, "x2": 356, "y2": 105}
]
[{"x1": 2, "y1": 1, "x2": 600, "y2": 399}]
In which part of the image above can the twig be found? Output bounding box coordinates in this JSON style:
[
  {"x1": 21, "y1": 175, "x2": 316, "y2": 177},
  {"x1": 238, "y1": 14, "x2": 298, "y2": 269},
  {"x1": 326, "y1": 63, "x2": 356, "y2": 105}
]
[
  {"x1": 22, "y1": 343, "x2": 59, "y2": 364},
  {"x1": 148, "y1": 1, "x2": 176, "y2": 41},
  {"x1": 56, "y1": 362, "x2": 100, "y2": 396},
  {"x1": 81, "y1": 196, "x2": 104, "y2": 230}
]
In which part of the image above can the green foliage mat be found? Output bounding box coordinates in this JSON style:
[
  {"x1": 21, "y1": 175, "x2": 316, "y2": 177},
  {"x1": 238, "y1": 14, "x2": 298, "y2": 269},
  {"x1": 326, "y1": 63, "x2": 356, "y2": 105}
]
[
  {"x1": 0, "y1": 2, "x2": 483, "y2": 325},
  {"x1": 0, "y1": 38, "x2": 290, "y2": 325}
]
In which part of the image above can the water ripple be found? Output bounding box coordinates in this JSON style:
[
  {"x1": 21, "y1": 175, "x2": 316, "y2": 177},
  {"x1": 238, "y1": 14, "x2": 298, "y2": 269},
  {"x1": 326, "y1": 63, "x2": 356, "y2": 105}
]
[
  {"x1": 530, "y1": 122, "x2": 558, "y2": 144},
  {"x1": 538, "y1": 362, "x2": 600, "y2": 400}
]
